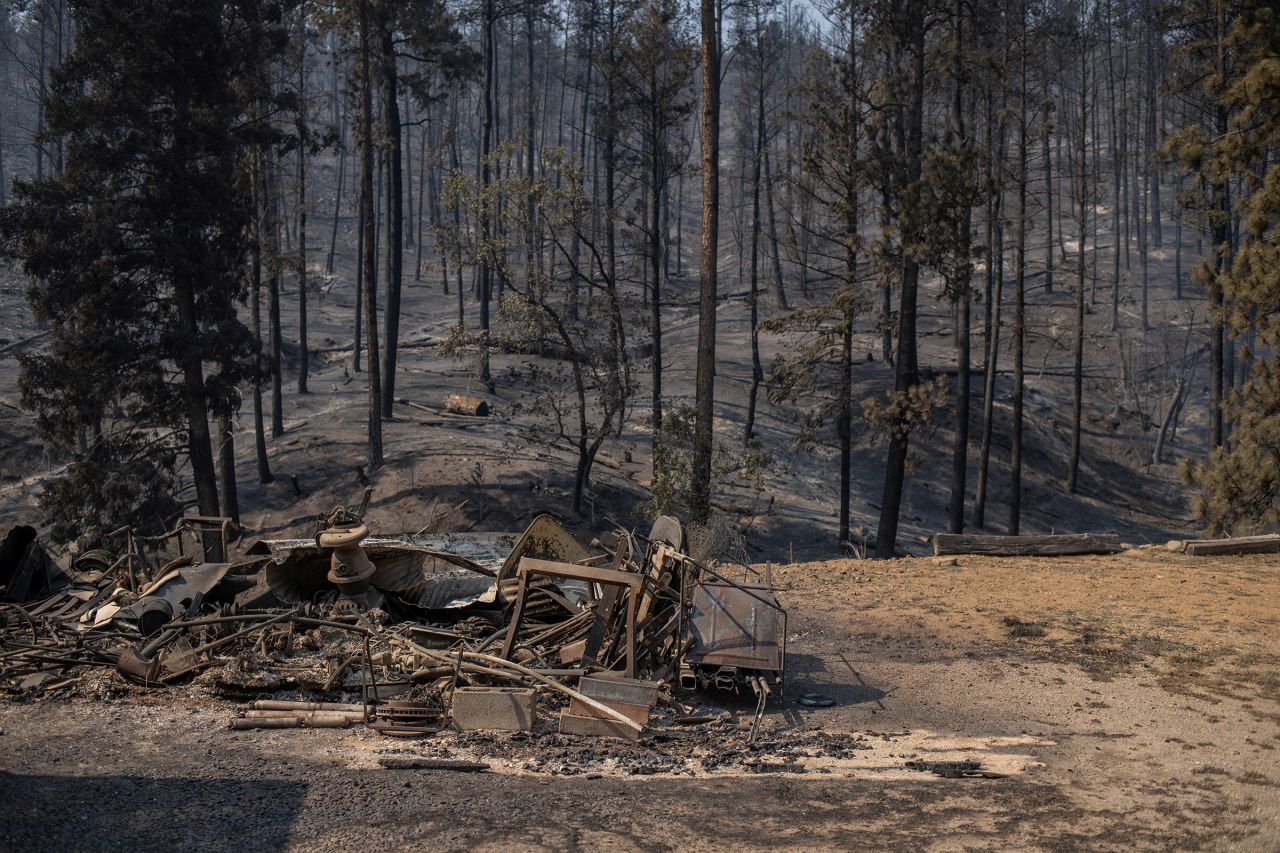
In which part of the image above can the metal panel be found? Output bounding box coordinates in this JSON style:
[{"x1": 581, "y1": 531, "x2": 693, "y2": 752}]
[{"x1": 686, "y1": 581, "x2": 783, "y2": 672}]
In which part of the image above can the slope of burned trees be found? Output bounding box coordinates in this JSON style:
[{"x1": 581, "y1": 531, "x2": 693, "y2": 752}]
[{"x1": 0, "y1": 0, "x2": 1274, "y2": 560}]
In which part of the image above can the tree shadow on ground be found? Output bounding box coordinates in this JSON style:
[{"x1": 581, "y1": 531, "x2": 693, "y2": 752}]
[
  {"x1": 0, "y1": 772, "x2": 307, "y2": 853},
  {"x1": 785, "y1": 651, "x2": 891, "y2": 706}
]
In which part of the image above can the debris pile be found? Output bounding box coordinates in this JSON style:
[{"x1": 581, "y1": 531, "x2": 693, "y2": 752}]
[{"x1": 0, "y1": 500, "x2": 787, "y2": 742}]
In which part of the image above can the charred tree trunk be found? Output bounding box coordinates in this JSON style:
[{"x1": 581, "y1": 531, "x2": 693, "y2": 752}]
[
  {"x1": 358, "y1": 0, "x2": 383, "y2": 470},
  {"x1": 1208, "y1": 4, "x2": 1228, "y2": 450},
  {"x1": 973, "y1": 108, "x2": 1006, "y2": 529},
  {"x1": 218, "y1": 411, "x2": 239, "y2": 525},
  {"x1": 947, "y1": 0, "x2": 971, "y2": 535},
  {"x1": 763, "y1": 146, "x2": 787, "y2": 308},
  {"x1": 524, "y1": 2, "x2": 537, "y2": 292},
  {"x1": 1068, "y1": 36, "x2": 1088, "y2": 494},
  {"x1": 176, "y1": 273, "x2": 221, "y2": 525},
  {"x1": 250, "y1": 144, "x2": 273, "y2": 484},
  {"x1": 297, "y1": 13, "x2": 310, "y2": 395},
  {"x1": 1173, "y1": 171, "x2": 1183, "y2": 299},
  {"x1": 1008, "y1": 25, "x2": 1028, "y2": 536},
  {"x1": 265, "y1": 153, "x2": 284, "y2": 438},
  {"x1": 875, "y1": 5, "x2": 925, "y2": 558},
  {"x1": 649, "y1": 100, "x2": 664, "y2": 437},
  {"x1": 380, "y1": 19, "x2": 403, "y2": 419},
  {"x1": 744, "y1": 63, "x2": 765, "y2": 447},
  {"x1": 327, "y1": 102, "x2": 345, "y2": 274},
  {"x1": 1042, "y1": 98, "x2": 1054, "y2": 294},
  {"x1": 691, "y1": 0, "x2": 720, "y2": 524},
  {"x1": 478, "y1": 0, "x2": 495, "y2": 390}
]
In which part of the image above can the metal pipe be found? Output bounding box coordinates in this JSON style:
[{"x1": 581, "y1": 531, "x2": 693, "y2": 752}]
[
  {"x1": 254, "y1": 700, "x2": 365, "y2": 713},
  {"x1": 245, "y1": 710, "x2": 363, "y2": 720},
  {"x1": 159, "y1": 613, "x2": 367, "y2": 634}
]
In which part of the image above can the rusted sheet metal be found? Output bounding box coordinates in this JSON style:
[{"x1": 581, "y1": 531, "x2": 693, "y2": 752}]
[
  {"x1": 1, "y1": 525, "x2": 69, "y2": 602},
  {"x1": 686, "y1": 581, "x2": 783, "y2": 672},
  {"x1": 115, "y1": 562, "x2": 232, "y2": 631},
  {"x1": 496, "y1": 515, "x2": 592, "y2": 581}
]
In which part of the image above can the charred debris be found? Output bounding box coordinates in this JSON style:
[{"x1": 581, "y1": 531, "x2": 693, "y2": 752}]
[{"x1": 0, "y1": 495, "x2": 786, "y2": 742}]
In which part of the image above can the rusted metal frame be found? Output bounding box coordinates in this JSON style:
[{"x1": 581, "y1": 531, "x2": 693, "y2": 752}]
[
  {"x1": 520, "y1": 607, "x2": 594, "y2": 648},
  {"x1": 4, "y1": 652, "x2": 113, "y2": 668},
  {"x1": 447, "y1": 643, "x2": 465, "y2": 710},
  {"x1": 748, "y1": 675, "x2": 770, "y2": 743},
  {"x1": 686, "y1": 584, "x2": 788, "y2": 699},
  {"x1": 0, "y1": 603, "x2": 39, "y2": 643},
  {"x1": 499, "y1": 571, "x2": 531, "y2": 661},
  {"x1": 624, "y1": 588, "x2": 637, "y2": 678},
  {"x1": 1, "y1": 640, "x2": 117, "y2": 667},
  {"x1": 686, "y1": 584, "x2": 783, "y2": 670},
  {"x1": 596, "y1": 571, "x2": 665, "y2": 671},
  {"x1": 580, "y1": 585, "x2": 622, "y2": 667},
  {"x1": 694, "y1": 564, "x2": 785, "y2": 615},
  {"x1": 579, "y1": 531, "x2": 633, "y2": 666},
  {"x1": 105, "y1": 515, "x2": 236, "y2": 565},
  {"x1": 514, "y1": 558, "x2": 646, "y2": 588},
  {"x1": 674, "y1": 551, "x2": 697, "y2": 692},
  {"x1": 531, "y1": 583, "x2": 581, "y2": 615},
  {"x1": 362, "y1": 633, "x2": 378, "y2": 713},
  {"x1": 639, "y1": 609, "x2": 680, "y2": 663},
  {"x1": 181, "y1": 515, "x2": 238, "y2": 560},
  {"x1": 504, "y1": 557, "x2": 643, "y2": 678}
]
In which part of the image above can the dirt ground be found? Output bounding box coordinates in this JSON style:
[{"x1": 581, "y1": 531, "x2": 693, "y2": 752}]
[{"x1": 2, "y1": 548, "x2": 1276, "y2": 851}]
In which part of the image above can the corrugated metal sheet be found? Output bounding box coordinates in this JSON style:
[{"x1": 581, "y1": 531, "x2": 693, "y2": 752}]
[{"x1": 249, "y1": 532, "x2": 519, "y2": 576}]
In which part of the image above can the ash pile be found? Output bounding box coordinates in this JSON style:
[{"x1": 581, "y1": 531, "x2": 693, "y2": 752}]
[{"x1": 0, "y1": 495, "x2": 786, "y2": 742}]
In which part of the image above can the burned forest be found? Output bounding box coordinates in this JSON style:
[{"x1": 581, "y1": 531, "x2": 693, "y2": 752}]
[{"x1": 0, "y1": 0, "x2": 1278, "y2": 850}]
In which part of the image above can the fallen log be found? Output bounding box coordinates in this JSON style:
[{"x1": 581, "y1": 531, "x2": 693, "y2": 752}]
[
  {"x1": 0, "y1": 330, "x2": 50, "y2": 358},
  {"x1": 396, "y1": 396, "x2": 489, "y2": 419},
  {"x1": 1180, "y1": 534, "x2": 1280, "y2": 557},
  {"x1": 444, "y1": 394, "x2": 490, "y2": 417},
  {"x1": 932, "y1": 532, "x2": 1124, "y2": 557}
]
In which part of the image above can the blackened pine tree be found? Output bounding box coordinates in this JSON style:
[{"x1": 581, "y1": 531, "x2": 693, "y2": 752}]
[
  {"x1": 765, "y1": 10, "x2": 866, "y2": 548},
  {"x1": 375, "y1": 0, "x2": 473, "y2": 420},
  {"x1": 608, "y1": 0, "x2": 697, "y2": 446},
  {"x1": 0, "y1": 0, "x2": 281, "y2": 546},
  {"x1": 1170, "y1": 0, "x2": 1280, "y2": 534},
  {"x1": 868, "y1": 0, "x2": 931, "y2": 558}
]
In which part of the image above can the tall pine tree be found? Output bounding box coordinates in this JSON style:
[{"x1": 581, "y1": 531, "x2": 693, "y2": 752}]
[
  {"x1": 1173, "y1": 0, "x2": 1280, "y2": 533},
  {"x1": 0, "y1": 0, "x2": 285, "y2": 545}
]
